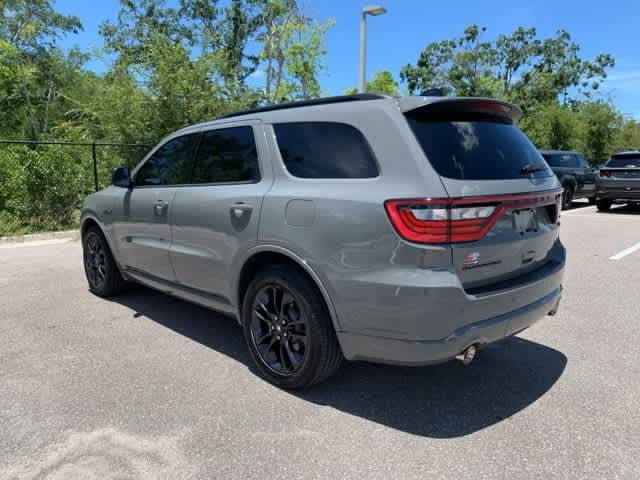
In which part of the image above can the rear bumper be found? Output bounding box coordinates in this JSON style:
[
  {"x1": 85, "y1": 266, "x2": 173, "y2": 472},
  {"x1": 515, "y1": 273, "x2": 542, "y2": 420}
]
[
  {"x1": 331, "y1": 239, "x2": 565, "y2": 366},
  {"x1": 596, "y1": 188, "x2": 640, "y2": 201},
  {"x1": 338, "y1": 286, "x2": 562, "y2": 366}
]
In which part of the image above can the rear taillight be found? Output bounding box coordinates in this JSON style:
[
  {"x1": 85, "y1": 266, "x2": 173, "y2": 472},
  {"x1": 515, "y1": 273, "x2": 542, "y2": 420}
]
[
  {"x1": 384, "y1": 189, "x2": 562, "y2": 244},
  {"x1": 599, "y1": 169, "x2": 611, "y2": 177}
]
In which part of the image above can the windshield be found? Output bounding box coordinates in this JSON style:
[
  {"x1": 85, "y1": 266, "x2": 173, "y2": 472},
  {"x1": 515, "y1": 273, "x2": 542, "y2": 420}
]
[{"x1": 406, "y1": 114, "x2": 552, "y2": 180}]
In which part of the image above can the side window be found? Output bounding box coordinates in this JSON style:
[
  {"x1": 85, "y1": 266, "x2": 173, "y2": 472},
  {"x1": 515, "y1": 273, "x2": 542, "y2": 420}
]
[
  {"x1": 567, "y1": 155, "x2": 581, "y2": 168},
  {"x1": 192, "y1": 126, "x2": 260, "y2": 184},
  {"x1": 273, "y1": 122, "x2": 379, "y2": 179},
  {"x1": 135, "y1": 134, "x2": 199, "y2": 186},
  {"x1": 575, "y1": 155, "x2": 589, "y2": 168}
]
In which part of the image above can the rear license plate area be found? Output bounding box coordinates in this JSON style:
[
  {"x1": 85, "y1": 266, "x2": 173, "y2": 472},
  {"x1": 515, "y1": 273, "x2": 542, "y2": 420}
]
[{"x1": 513, "y1": 208, "x2": 538, "y2": 235}]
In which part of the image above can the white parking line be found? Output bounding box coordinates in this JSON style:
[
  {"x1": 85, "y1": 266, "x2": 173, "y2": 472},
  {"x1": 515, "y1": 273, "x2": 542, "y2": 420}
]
[{"x1": 610, "y1": 241, "x2": 640, "y2": 260}]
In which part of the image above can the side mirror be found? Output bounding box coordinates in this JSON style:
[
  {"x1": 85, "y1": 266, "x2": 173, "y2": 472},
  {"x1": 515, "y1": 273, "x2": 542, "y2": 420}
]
[{"x1": 111, "y1": 166, "x2": 132, "y2": 188}]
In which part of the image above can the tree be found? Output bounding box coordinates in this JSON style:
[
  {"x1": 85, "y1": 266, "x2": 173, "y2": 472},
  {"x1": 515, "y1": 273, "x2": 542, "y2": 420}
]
[
  {"x1": 400, "y1": 25, "x2": 614, "y2": 112},
  {"x1": 257, "y1": 0, "x2": 333, "y2": 102},
  {"x1": 577, "y1": 100, "x2": 621, "y2": 162},
  {"x1": 0, "y1": 0, "x2": 83, "y2": 139},
  {"x1": 345, "y1": 70, "x2": 400, "y2": 96},
  {"x1": 520, "y1": 102, "x2": 581, "y2": 150}
]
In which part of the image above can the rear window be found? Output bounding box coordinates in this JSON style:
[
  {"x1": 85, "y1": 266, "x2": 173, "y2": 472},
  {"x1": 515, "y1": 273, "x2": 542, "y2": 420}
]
[
  {"x1": 542, "y1": 153, "x2": 580, "y2": 168},
  {"x1": 273, "y1": 122, "x2": 378, "y2": 179},
  {"x1": 606, "y1": 155, "x2": 640, "y2": 168},
  {"x1": 406, "y1": 113, "x2": 552, "y2": 180}
]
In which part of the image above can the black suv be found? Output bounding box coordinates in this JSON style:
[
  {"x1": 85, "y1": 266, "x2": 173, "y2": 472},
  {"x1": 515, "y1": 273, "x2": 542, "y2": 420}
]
[{"x1": 541, "y1": 150, "x2": 597, "y2": 209}]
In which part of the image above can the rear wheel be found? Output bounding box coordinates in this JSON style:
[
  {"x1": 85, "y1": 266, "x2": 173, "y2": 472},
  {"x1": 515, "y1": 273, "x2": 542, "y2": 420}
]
[
  {"x1": 241, "y1": 265, "x2": 343, "y2": 389},
  {"x1": 588, "y1": 195, "x2": 597, "y2": 205},
  {"x1": 596, "y1": 199, "x2": 612, "y2": 212},
  {"x1": 562, "y1": 185, "x2": 573, "y2": 210},
  {"x1": 82, "y1": 226, "x2": 126, "y2": 297}
]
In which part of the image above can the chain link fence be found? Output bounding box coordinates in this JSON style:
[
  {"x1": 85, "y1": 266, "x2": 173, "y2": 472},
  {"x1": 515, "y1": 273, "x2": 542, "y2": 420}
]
[{"x1": 0, "y1": 140, "x2": 151, "y2": 237}]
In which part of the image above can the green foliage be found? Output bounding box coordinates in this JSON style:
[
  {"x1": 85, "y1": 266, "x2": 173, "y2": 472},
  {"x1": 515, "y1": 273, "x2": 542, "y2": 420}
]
[
  {"x1": 1, "y1": 0, "x2": 84, "y2": 140},
  {"x1": 400, "y1": 24, "x2": 615, "y2": 112},
  {"x1": 576, "y1": 101, "x2": 622, "y2": 162},
  {"x1": 520, "y1": 102, "x2": 582, "y2": 151},
  {"x1": 0, "y1": 145, "x2": 91, "y2": 235},
  {"x1": 345, "y1": 70, "x2": 400, "y2": 96}
]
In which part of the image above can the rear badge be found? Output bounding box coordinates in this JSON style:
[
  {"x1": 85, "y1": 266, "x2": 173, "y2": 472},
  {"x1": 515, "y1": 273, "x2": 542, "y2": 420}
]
[{"x1": 464, "y1": 252, "x2": 481, "y2": 266}]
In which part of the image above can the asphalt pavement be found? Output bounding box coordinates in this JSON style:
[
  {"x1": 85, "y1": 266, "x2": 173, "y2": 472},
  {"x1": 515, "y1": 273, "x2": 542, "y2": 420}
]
[{"x1": 1, "y1": 201, "x2": 639, "y2": 479}]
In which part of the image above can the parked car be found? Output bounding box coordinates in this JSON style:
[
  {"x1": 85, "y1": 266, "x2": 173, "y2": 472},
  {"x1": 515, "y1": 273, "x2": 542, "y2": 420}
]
[
  {"x1": 595, "y1": 151, "x2": 640, "y2": 211},
  {"x1": 540, "y1": 150, "x2": 597, "y2": 209},
  {"x1": 81, "y1": 94, "x2": 565, "y2": 388}
]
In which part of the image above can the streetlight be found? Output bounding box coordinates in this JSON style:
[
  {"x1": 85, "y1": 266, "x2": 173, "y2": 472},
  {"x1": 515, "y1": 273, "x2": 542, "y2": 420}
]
[{"x1": 358, "y1": 5, "x2": 387, "y2": 93}]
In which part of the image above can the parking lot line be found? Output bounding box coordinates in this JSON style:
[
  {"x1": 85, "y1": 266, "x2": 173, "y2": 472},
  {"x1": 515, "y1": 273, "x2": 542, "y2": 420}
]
[{"x1": 609, "y1": 241, "x2": 640, "y2": 260}]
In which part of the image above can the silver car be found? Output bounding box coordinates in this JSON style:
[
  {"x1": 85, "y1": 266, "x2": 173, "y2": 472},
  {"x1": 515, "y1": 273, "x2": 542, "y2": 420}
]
[
  {"x1": 81, "y1": 94, "x2": 565, "y2": 388},
  {"x1": 596, "y1": 151, "x2": 640, "y2": 211}
]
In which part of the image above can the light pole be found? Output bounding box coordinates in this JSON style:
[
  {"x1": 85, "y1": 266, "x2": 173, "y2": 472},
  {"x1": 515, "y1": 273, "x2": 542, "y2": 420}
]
[{"x1": 358, "y1": 5, "x2": 387, "y2": 93}]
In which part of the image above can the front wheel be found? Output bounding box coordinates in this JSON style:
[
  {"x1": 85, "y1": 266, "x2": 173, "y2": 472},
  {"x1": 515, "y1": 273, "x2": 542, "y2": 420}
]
[
  {"x1": 242, "y1": 265, "x2": 343, "y2": 389},
  {"x1": 82, "y1": 226, "x2": 126, "y2": 297},
  {"x1": 588, "y1": 195, "x2": 597, "y2": 205}
]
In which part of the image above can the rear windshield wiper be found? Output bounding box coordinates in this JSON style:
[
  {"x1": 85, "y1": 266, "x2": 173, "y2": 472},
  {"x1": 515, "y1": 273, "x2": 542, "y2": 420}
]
[{"x1": 520, "y1": 163, "x2": 548, "y2": 174}]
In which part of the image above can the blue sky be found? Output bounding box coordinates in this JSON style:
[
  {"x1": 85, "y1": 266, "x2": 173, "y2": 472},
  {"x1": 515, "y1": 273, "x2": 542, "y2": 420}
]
[{"x1": 55, "y1": 0, "x2": 640, "y2": 118}]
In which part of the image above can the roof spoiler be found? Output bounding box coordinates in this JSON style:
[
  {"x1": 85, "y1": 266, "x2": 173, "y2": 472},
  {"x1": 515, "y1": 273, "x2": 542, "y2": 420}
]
[{"x1": 399, "y1": 97, "x2": 523, "y2": 123}]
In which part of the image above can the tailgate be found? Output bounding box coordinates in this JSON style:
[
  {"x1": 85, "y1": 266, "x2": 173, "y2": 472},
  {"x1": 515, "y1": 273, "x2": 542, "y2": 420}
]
[
  {"x1": 445, "y1": 184, "x2": 562, "y2": 290},
  {"x1": 402, "y1": 97, "x2": 563, "y2": 290}
]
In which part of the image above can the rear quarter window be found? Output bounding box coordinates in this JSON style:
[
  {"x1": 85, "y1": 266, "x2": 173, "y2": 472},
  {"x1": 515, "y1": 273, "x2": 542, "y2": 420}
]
[
  {"x1": 273, "y1": 122, "x2": 379, "y2": 179},
  {"x1": 406, "y1": 113, "x2": 552, "y2": 180}
]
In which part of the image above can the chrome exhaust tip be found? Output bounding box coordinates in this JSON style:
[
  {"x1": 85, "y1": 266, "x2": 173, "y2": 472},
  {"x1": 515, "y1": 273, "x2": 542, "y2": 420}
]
[{"x1": 455, "y1": 344, "x2": 477, "y2": 365}]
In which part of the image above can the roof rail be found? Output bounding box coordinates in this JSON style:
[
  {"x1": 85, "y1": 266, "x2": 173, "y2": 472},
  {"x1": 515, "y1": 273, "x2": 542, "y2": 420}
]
[{"x1": 221, "y1": 93, "x2": 388, "y2": 119}]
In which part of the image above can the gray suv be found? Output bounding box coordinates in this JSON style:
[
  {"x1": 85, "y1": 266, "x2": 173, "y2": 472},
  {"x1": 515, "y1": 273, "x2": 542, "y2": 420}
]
[
  {"x1": 596, "y1": 151, "x2": 640, "y2": 211},
  {"x1": 81, "y1": 94, "x2": 565, "y2": 389}
]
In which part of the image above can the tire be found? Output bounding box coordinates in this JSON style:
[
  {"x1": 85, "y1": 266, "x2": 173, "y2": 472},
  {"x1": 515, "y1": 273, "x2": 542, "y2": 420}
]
[
  {"x1": 241, "y1": 265, "x2": 343, "y2": 389},
  {"x1": 596, "y1": 198, "x2": 612, "y2": 212},
  {"x1": 561, "y1": 185, "x2": 574, "y2": 210},
  {"x1": 82, "y1": 226, "x2": 127, "y2": 297},
  {"x1": 588, "y1": 196, "x2": 597, "y2": 205}
]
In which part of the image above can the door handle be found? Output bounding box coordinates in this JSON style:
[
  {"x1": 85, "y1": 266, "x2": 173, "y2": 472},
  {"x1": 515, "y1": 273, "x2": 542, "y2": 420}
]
[
  {"x1": 230, "y1": 202, "x2": 253, "y2": 218},
  {"x1": 154, "y1": 200, "x2": 169, "y2": 216}
]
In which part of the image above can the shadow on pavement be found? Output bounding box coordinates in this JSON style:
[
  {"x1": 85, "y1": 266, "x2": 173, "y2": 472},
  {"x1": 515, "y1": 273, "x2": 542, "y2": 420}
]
[
  {"x1": 597, "y1": 203, "x2": 640, "y2": 215},
  {"x1": 110, "y1": 285, "x2": 567, "y2": 439}
]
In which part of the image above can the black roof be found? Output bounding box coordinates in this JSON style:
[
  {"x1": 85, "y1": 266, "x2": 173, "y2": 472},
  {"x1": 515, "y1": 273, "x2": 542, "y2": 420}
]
[{"x1": 221, "y1": 93, "x2": 388, "y2": 119}]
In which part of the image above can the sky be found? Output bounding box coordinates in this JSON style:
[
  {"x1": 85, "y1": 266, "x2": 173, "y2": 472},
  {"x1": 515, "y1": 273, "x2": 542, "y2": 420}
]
[{"x1": 54, "y1": 0, "x2": 640, "y2": 119}]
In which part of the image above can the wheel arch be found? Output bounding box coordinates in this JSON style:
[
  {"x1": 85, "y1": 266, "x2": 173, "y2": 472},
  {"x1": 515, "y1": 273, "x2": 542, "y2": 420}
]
[
  {"x1": 80, "y1": 216, "x2": 101, "y2": 240},
  {"x1": 235, "y1": 246, "x2": 342, "y2": 333},
  {"x1": 80, "y1": 214, "x2": 125, "y2": 277}
]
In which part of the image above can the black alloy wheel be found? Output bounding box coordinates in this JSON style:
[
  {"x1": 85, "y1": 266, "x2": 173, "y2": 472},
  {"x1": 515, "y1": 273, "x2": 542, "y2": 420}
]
[
  {"x1": 82, "y1": 226, "x2": 126, "y2": 297},
  {"x1": 84, "y1": 231, "x2": 108, "y2": 291},
  {"x1": 250, "y1": 283, "x2": 309, "y2": 375},
  {"x1": 242, "y1": 265, "x2": 343, "y2": 389}
]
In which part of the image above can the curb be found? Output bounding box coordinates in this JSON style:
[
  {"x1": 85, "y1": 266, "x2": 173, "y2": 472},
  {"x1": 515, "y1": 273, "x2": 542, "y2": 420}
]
[{"x1": 0, "y1": 229, "x2": 80, "y2": 244}]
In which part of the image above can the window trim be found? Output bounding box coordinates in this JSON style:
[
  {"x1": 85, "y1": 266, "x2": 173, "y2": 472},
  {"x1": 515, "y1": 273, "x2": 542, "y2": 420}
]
[
  {"x1": 271, "y1": 121, "x2": 381, "y2": 181},
  {"x1": 189, "y1": 124, "x2": 263, "y2": 186},
  {"x1": 130, "y1": 124, "x2": 264, "y2": 189},
  {"x1": 131, "y1": 131, "x2": 201, "y2": 188}
]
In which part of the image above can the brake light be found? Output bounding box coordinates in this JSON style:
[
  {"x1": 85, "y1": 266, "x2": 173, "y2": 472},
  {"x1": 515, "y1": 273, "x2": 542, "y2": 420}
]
[
  {"x1": 599, "y1": 169, "x2": 611, "y2": 177},
  {"x1": 467, "y1": 101, "x2": 512, "y2": 115},
  {"x1": 384, "y1": 189, "x2": 562, "y2": 244}
]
